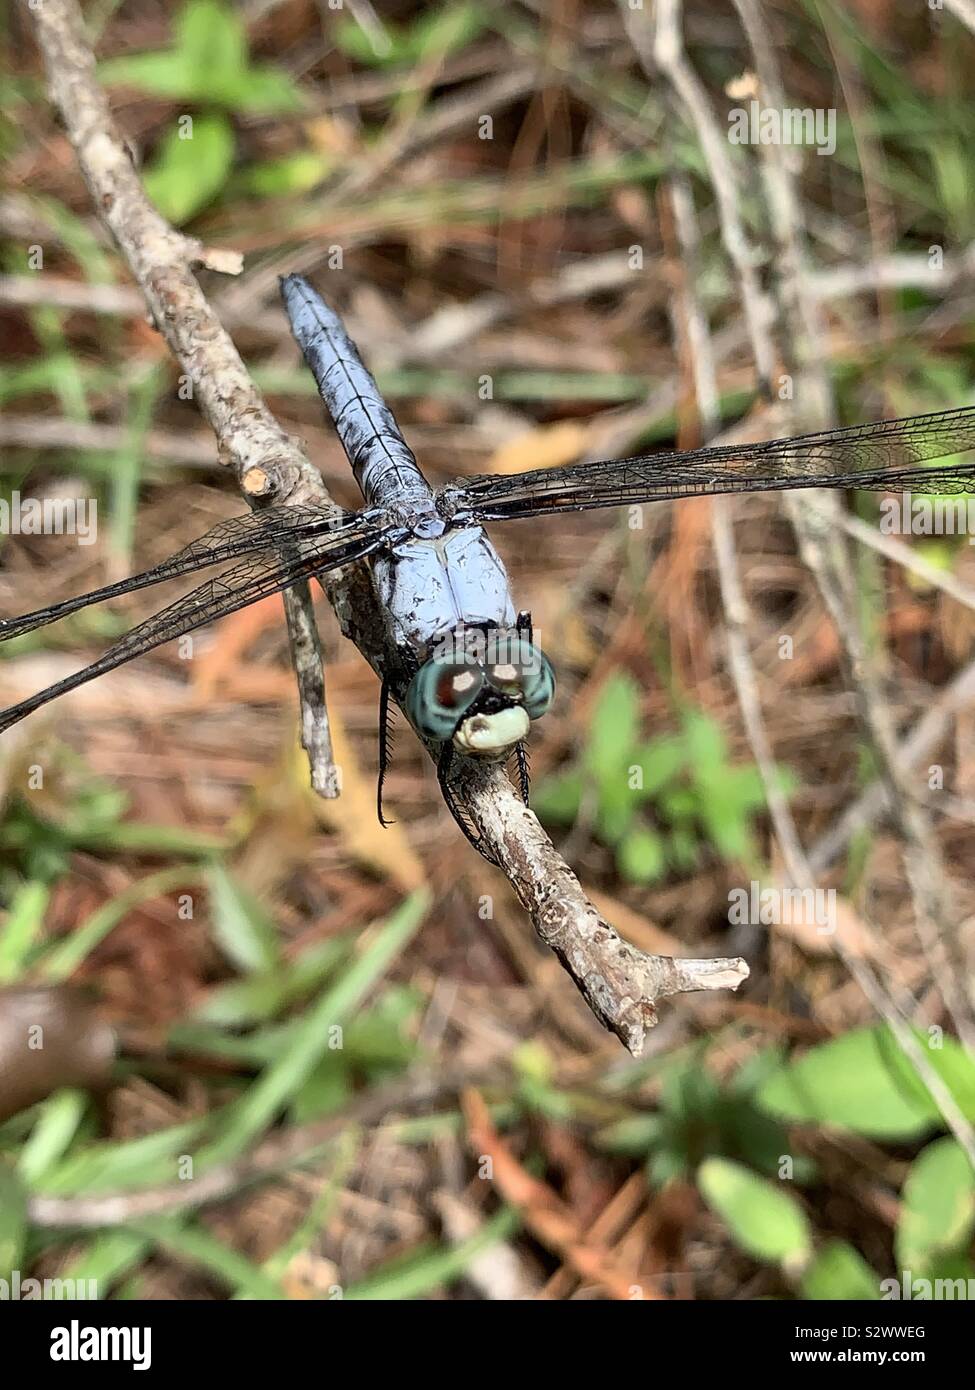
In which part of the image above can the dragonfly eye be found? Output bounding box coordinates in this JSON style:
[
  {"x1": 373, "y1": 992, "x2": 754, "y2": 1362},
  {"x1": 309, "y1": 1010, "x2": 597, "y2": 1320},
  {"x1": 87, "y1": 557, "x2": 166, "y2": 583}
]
[
  {"x1": 406, "y1": 657, "x2": 486, "y2": 740},
  {"x1": 484, "y1": 638, "x2": 556, "y2": 720}
]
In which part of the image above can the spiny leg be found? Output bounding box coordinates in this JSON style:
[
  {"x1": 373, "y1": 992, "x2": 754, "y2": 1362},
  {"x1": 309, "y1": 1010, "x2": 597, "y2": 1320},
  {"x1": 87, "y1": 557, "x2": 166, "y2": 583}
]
[
  {"x1": 377, "y1": 677, "x2": 397, "y2": 827},
  {"x1": 436, "y1": 743, "x2": 500, "y2": 867},
  {"x1": 516, "y1": 609, "x2": 534, "y2": 644},
  {"x1": 513, "y1": 741, "x2": 531, "y2": 806}
]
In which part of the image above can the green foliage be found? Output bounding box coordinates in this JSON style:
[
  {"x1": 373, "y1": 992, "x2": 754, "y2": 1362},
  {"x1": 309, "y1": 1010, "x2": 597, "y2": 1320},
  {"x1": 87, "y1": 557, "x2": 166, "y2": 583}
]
[
  {"x1": 98, "y1": 0, "x2": 305, "y2": 112},
  {"x1": 207, "y1": 861, "x2": 281, "y2": 975},
  {"x1": 534, "y1": 674, "x2": 787, "y2": 881},
  {"x1": 895, "y1": 1138, "x2": 975, "y2": 1271},
  {"x1": 142, "y1": 114, "x2": 235, "y2": 229},
  {"x1": 801, "y1": 1240, "x2": 880, "y2": 1300},
  {"x1": 0, "y1": 763, "x2": 129, "y2": 884},
  {"x1": 334, "y1": 3, "x2": 489, "y2": 70},
  {"x1": 758, "y1": 1025, "x2": 975, "y2": 1140},
  {"x1": 597, "y1": 1047, "x2": 815, "y2": 1189},
  {"x1": 698, "y1": 1158, "x2": 812, "y2": 1271},
  {"x1": 231, "y1": 151, "x2": 335, "y2": 199},
  {"x1": 0, "y1": 1161, "x2": 27, "y2": 1278},
  {"x1": 98, "y1": 0, "x2": 306, "y2": 225}
]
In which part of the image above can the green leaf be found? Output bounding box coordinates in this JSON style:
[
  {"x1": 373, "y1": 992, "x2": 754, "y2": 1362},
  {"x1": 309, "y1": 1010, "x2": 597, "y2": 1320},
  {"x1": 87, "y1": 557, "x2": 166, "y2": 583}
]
[
  {"x1": 594, "y1": 789, "x2": 636, "y2": 845},
  {"x1": 595, "y1": 1113, "x2": 666, "y2": 1156},
  {"x1": 192, "y1": 938, "x2": 348, "y2": 1027},
  {"x1": 235, "y1": 151, "x2": 333, "y2": 198},
  {"x1": 99, "y1": 0, "x2": 304, "y2": 113},
  {"x1": 631, "y1": 735, "x2": 686, "y2": 798},
  {"x1": 176, "y1": 0, "x2": 247, "y2": 81},
  {"x1": 682, "y1": 710, "x2": 728, "y2": 772},
  {"x1": 333, "y1": 3, "x2": 487, "y2": 71},
  {"x1": 532, "y1": 770, "x2": 583, "y2": 824},
  {"x1": 221, "y1": 66, "x2": 305, "y2": 114},
  {"x1": 290, "y1": 1057, "x2": 351, "y2": 1124},
  {"x1": 758, "y1": 1030, "x2": 924, "y2": 1138},
  {"x1": 206, "y1": 862, "x2": 280, "y2": 974},
  {"x1": 17, "y1": 1089, "x2": 87, "y2": 1185},
  {"x1": 98, "y1": 52, "x2": 210, "y2": 102},
  {"x1": 62, "y1": 1231, "x2": 151, "y2": 1297},
  {"x1": 585, "y1": 674, "x2": 640, "y2": 781},
  {"x1": 880, "y1": 1028, "x2": 975, "y2": 1121},
  {"x1": 757, "y1": 1026, "x2": 973, "y2": 1140},
  {"x1": 698, "y1": 780, "x2": 758, "y2": 861},
  {"x1": 659, "y1": 787, "x2": 697, "y2": 822},
  {"x1": 143, "y1": 115, "x2": 235, "y2": 225},
  {"x1": 667, "y1": 827, "x2": 699, "y2": 871},
  {"x1": 802, "y1": 1240, "x2": 880, "y2": 1300},
  {"x1": 37, "y1": 1119, "x2": 206, "y2": 1197},
  {"x1": 698, "y1": 1157, "x2": 812, "y2": 1269},
  {"x1": 896, "y1": 1138, "x2": 975, "y2": 1270},
  {"x1": 617, "y1": 827, "x2": 666, "y2": 883},
  {"x1": 0, "y1": 880, "x2": 49, "y2": 981},
  {"x1": 0, "y1": 1162, "x2": 27, "y2": 1277}
]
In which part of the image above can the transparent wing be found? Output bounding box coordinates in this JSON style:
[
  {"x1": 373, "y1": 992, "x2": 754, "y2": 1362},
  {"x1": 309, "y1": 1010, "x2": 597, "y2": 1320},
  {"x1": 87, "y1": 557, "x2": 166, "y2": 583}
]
[
  {"x1": 0, "y1": 503, "x2": 368, "y2": 644},
  {"x1": 443, "y1": 405, "x2": 975, "y2": 521},
  {"x1": 0, "y1": 514, "x2": 394, "y2": 734}
]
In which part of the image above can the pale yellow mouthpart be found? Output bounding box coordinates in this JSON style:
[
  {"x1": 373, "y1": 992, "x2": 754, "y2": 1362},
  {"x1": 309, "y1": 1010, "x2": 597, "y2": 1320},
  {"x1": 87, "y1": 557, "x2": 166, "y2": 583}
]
[{"x1": 453, "y1": 705, "x2": 530, "y2": 756}]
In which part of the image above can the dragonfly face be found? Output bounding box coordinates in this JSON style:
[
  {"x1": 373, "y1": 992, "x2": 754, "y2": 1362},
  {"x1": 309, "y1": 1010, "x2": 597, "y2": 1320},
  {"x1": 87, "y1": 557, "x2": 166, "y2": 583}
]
[{"x1": 405, "y1": 634, "x2": 556, "y2": 759}]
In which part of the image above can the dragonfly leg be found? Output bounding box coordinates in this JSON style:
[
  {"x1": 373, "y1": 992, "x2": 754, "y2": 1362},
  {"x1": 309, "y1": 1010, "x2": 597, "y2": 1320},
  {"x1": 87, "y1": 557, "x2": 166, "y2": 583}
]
[
  {"x1": 377, "y1": 678, "x2": 397, "y2": 827},
  {"x1": 513, "y1": 742, "x2": 531, "y2": 806},
  {"x1": 436, "y1": 743, "x2": 500, "y2": 867},
  {"x1": 516, "y1": 609, "x2": 534, "y2": 644}
]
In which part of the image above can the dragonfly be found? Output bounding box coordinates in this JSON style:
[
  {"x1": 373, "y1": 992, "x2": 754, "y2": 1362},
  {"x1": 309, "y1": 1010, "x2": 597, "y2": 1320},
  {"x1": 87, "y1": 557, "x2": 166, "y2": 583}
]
[{"x1": 3, "y1": 272, "x2": 975, "y2": 857}]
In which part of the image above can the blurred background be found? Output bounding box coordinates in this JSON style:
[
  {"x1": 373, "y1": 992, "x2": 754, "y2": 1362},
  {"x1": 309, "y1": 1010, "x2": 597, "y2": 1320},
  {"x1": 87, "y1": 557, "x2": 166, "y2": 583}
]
[{"x1": 1, "y1": 0, "x2": 975, "y2": 1301}]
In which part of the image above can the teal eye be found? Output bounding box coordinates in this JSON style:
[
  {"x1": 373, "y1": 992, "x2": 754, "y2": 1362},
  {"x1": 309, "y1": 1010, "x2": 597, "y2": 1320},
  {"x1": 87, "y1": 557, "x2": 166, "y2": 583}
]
[
  {"x1": 405, "y1": 657, "x2": 485, "y2": 740},
  {"x1": 485, "y1": 639, "x2": 555, "y2": 720}
]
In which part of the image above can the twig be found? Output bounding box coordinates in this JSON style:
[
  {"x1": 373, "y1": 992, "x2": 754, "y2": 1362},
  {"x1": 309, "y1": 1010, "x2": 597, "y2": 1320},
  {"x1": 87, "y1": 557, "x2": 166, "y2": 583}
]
[
  {"x1": 31, "y1": 0, "x2": 337, "y2": 796},
  {"x1": 26, "y1": 0, "x2": 748, "y2": 1051},
  {"x1": 809, "y1": 655, "x2": 975, "y2": 872},
  {"x1": 641, "y1": 0, "x2": 776, "y2": 391}
]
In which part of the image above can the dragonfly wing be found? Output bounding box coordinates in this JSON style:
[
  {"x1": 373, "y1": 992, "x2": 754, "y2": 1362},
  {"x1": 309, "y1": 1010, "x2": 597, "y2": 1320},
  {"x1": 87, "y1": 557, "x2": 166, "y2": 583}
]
[
  {"x1": 0, "y1": 503, "x2": 367, "y2": 644},
  {"x1": 446, "y1": 406, "x2": 975, "y2": 521},
  {"x1": 0, "y1": 516, "x2": 395, "y2": 733}
]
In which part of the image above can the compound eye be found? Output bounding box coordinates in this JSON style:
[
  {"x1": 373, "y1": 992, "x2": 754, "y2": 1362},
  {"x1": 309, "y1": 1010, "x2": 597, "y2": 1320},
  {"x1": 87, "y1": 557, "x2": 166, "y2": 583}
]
[
  {"x1": 485, "y1": 638, "x2": 555, "y2": 720},
  {"x1": 405, "y1": 657, "x2": 485, "y2": 740}
]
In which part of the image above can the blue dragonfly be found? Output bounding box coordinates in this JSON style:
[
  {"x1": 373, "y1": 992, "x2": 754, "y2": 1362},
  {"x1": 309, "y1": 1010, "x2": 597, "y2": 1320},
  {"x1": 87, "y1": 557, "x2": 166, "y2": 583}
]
[{"x1": 3, "y1": 274, "x2": 975, "y2": 853}]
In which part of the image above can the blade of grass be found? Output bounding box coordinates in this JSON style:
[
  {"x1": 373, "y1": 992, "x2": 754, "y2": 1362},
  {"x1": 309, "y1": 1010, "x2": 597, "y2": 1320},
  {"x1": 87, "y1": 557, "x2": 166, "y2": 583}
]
[
  {"x1": 198, "y1": 889, "x2": 429, "y2": 1165},
  {"x1": 343, "y1": 1203, "x2": 520, "y2": 1300},
  {"x1": 38, "y1": 864, "x2": 205, "y2": 982},
  {"x1": 133, "y1": 1218, "x2": 288, "y2": 1300},
  {"x1": 60, "y1": 1229, "x2": 151, "y2": 1297},
  {"x1": 0, "y1": 880, "x2": 49, "y2": 981},
  {"x1": 16, "y1": 1088, "x2": 87, "y2": 1186},
  {"x1": 206, "y1": 860, "x2": 282, "y2": 974}
]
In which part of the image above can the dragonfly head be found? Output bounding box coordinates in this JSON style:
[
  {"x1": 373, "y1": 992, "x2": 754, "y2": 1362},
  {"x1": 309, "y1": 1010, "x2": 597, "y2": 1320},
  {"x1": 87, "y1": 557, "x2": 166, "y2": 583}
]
[{"x1": 405, "y1": 633, "x2": 555, "y2": 759}]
